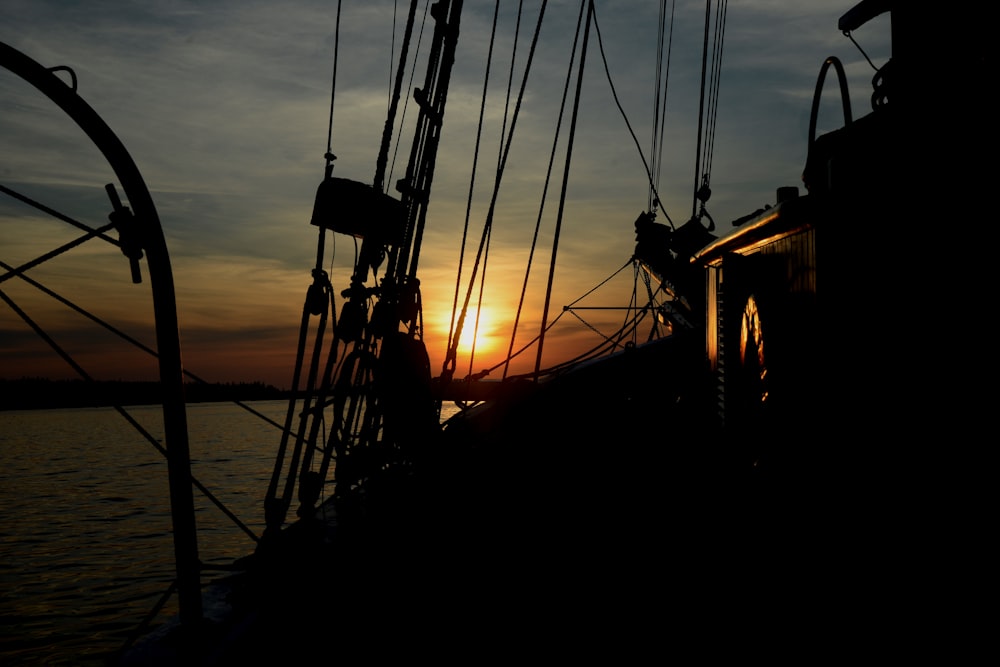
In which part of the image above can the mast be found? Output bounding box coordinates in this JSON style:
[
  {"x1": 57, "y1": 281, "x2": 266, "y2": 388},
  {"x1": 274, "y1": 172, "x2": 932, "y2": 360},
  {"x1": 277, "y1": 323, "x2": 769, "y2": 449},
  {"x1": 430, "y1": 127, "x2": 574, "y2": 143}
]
[{"x1": 264, "y1": 0, "x2": 464, "y2": 532}]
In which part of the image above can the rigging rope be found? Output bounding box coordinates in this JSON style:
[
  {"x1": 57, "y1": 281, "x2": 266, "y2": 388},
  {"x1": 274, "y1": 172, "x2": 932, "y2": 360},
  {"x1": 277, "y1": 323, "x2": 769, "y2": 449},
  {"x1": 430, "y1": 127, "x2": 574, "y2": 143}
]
[
  {"x1": 387, "y1": 1, "x2": 432, "y2": 194},
  {"x1": 498, "y1": 2, "x2": 524, "y2": 167},
  {"x1": 844, "y1": 29, "x2": 881, "y2": 72},
  {"x1": 446, "y1": 2, "x2": 689, "y2": 383},
  {"x1": 442, "y1": 0, "x2": 548, "y2": 380},
  {"x1": 692, "y1": 0, "x2": 726, "y2": 218},
  {"x1": 375, "y1": 0, "x2": 419, "y2": 193},
  {"x1": 533, "y1": 0, "x2": 593, "y2": 378},
  {"x1": 591, "y1": 2, "x2": 672, "y2": 228},
  {"x1": 0, "y1": 182, "x2": 120, "y2": 248},
  {"x1": 650, "y1": 0, "x2": 676, "y2": 215},
  {"x1": 702, "y1": 0, "x2": 727, "y2": 190},
  {"x1": 564, "y1": 258, "x2": 634, "y2": 308},
  {"x1": 390, "y1": 0, "x2": 398, "y2": 107},
  {"x1": 456, "y1": 258, "x2": 660, "y2": 388},
  {"x1": 466, "y1": 228, "x2": 488, "y2": 378},
  {"x1": 464, "y1": 0, "x2": 526, "y2": 376},
  {"x1": 0, "y1": 259, "x2": 288, "y2": 437},
  {"x1": 466, "y1": 0, "x2": 521, "y2": 378},
  {"x1": 0, "y1": 224, "x2": 116, "y2": 284},
  {"x1": 502, "y1": 0, "x2": 587, "y2": 381},
  {"x1": 324, "y1": 0, "x2": 342, "y2": 175},
  {"x1": 457, "y1": 1, "x2": 680, "y2": 380},
  {"x1": 389, "y1": 0, "x2": 464, "y2": 284},
  {"x1": 446, "y1": 1, "x2": 500, "y2": 369},
  {"x1": 624, "y1": 262, "x2": 640, "y2": 345},
  {"x1": 0, "y1": 287, "x2": 259, "y2": 543},
  {"x1": 533, "y1": 306, "x2": 653, "y2": 376}
]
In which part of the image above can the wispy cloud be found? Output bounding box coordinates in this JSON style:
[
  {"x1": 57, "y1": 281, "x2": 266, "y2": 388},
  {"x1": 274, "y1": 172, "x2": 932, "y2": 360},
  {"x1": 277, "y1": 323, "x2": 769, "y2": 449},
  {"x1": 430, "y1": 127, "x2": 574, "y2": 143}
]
[{"x1": 2, "y1": 1, "x2": 892, "y2": 386}]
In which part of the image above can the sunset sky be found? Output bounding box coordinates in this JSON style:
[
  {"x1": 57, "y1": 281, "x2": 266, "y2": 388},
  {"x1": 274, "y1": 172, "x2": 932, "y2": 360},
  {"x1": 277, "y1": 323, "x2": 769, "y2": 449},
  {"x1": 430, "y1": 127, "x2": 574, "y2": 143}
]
[{"x1": 1, "y1": 1, "x2": 891, "y2": 389}]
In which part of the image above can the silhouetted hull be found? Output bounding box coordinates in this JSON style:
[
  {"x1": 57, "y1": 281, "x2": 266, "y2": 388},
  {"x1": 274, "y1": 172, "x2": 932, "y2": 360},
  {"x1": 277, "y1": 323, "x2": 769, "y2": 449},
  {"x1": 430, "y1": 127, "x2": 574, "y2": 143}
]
[{"x1": 115, "y1": 1, "x2": 992, "y2": 661}]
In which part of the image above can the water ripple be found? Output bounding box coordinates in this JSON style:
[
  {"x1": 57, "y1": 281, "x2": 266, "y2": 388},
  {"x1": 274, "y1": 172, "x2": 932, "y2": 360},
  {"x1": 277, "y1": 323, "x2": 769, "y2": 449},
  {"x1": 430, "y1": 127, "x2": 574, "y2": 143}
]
[{"x1": 0, "y1": 400, "x2": 286, "y2": 664}]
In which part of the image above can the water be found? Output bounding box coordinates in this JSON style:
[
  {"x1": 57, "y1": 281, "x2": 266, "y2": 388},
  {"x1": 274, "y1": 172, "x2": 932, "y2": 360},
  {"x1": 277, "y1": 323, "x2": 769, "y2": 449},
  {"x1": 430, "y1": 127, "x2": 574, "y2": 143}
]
[
  {"x1": 0, "y1": 400, "x2": 305, "y2": 665},
  {"x1": 0, "y1": 400, "x2": 466, "y2": 665}
]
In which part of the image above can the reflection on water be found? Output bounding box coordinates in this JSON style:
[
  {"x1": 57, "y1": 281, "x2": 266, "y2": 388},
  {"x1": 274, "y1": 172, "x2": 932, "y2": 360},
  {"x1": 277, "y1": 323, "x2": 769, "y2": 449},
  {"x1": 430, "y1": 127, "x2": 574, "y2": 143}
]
[{"x1": 0, "y1": 401, "x2": 288, "y2": 666}]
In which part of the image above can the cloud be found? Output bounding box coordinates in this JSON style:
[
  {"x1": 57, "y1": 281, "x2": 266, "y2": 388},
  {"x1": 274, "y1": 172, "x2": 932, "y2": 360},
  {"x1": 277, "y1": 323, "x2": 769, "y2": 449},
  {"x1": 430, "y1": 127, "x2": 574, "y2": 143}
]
[{"x1": 2, "y1": 0, "x2": 893, "y2": 386}]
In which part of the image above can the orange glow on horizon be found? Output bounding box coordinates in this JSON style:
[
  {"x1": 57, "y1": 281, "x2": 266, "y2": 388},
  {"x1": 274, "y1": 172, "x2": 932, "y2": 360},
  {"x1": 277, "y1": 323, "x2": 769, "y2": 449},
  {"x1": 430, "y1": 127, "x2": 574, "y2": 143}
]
[
  {"x1": 456, "y1": 306, "x2": 494, "y2": 355},
  {"x1": 437, "y1": 305, "x2": 508, "y2": 375}
]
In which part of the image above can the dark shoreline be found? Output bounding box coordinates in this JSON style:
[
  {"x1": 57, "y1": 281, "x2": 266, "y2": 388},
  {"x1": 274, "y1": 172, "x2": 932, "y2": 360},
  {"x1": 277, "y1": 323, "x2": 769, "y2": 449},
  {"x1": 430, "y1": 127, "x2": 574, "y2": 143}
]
[{"x1": 0, "y1": 378, "x2": 290, "y2": 411}]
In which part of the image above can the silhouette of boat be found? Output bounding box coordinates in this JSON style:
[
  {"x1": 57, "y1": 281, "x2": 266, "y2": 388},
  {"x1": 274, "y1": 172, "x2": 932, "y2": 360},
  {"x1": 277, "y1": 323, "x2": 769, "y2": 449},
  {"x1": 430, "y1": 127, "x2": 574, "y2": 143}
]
[{"x1": 1, "y1": 0, "x2": 985, "y2": 661}]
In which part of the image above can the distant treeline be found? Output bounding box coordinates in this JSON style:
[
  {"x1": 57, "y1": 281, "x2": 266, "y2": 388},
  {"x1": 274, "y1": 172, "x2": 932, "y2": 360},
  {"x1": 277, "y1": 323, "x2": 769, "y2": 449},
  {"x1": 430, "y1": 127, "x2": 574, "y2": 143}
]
[{"x1": 0, "y1": 378, "x2": 290, "y2": 411}]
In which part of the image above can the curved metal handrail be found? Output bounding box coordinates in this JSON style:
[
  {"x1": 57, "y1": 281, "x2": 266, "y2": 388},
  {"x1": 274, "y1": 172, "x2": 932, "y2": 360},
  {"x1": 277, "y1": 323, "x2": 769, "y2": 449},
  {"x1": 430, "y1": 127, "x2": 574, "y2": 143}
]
[{"x1": 0, "y1": 41, "x2": 202, "y2": 625}]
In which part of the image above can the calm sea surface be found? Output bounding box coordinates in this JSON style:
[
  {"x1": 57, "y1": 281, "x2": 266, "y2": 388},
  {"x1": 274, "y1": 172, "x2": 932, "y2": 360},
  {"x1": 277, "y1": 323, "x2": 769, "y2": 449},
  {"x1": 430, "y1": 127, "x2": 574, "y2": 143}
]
[{"x1": 1, "y1": 400, "x2": 456, "y2": 665}]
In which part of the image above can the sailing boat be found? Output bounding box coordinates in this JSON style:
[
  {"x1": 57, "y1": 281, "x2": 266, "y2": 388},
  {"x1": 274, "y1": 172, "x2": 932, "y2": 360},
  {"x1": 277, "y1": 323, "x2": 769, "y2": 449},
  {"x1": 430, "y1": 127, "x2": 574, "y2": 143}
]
[
  {"x1": 194, "y1": 0, "x2": 988, "y2": 653},
  {"x1": 252, "y1": 0, "x2": 719, "y2": 579},
  {"x1": 2, "y1": 0, "x2": 987, "y2": 661}
]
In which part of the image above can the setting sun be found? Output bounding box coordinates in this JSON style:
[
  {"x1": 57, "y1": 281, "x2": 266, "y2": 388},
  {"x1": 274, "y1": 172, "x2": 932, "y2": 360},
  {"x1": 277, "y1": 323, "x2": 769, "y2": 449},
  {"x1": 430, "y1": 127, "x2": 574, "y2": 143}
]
[{"x1": 455, "y1": 306, "x2": 499, "y2": 357}]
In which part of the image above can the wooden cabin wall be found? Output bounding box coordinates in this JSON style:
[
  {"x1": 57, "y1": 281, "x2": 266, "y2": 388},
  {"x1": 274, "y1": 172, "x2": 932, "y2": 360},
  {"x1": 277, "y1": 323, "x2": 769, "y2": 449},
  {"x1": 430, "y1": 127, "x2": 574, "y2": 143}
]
[
  {"x1": 708, "y1": 225, "x2": 819, "y2": 468},
  {"x1": 706, "y1": 264, "x2": 721, "y2": 421}
]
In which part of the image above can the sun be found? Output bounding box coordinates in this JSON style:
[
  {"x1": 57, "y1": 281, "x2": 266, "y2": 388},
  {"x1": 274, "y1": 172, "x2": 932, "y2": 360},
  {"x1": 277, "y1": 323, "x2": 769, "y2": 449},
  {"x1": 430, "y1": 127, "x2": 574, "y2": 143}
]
[{"x1": 455, "y1": 306, "x2": 499, "y2": 357}]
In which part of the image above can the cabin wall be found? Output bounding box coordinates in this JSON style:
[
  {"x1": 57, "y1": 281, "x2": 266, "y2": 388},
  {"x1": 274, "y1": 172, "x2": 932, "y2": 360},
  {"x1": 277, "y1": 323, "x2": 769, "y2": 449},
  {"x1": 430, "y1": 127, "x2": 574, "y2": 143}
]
[
  {"x1": 706, "y1": 265, "x2": 720, "y2": 420},
  {"x1": 706, "y1": 225, "x2": 818, "y2": 457}
]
